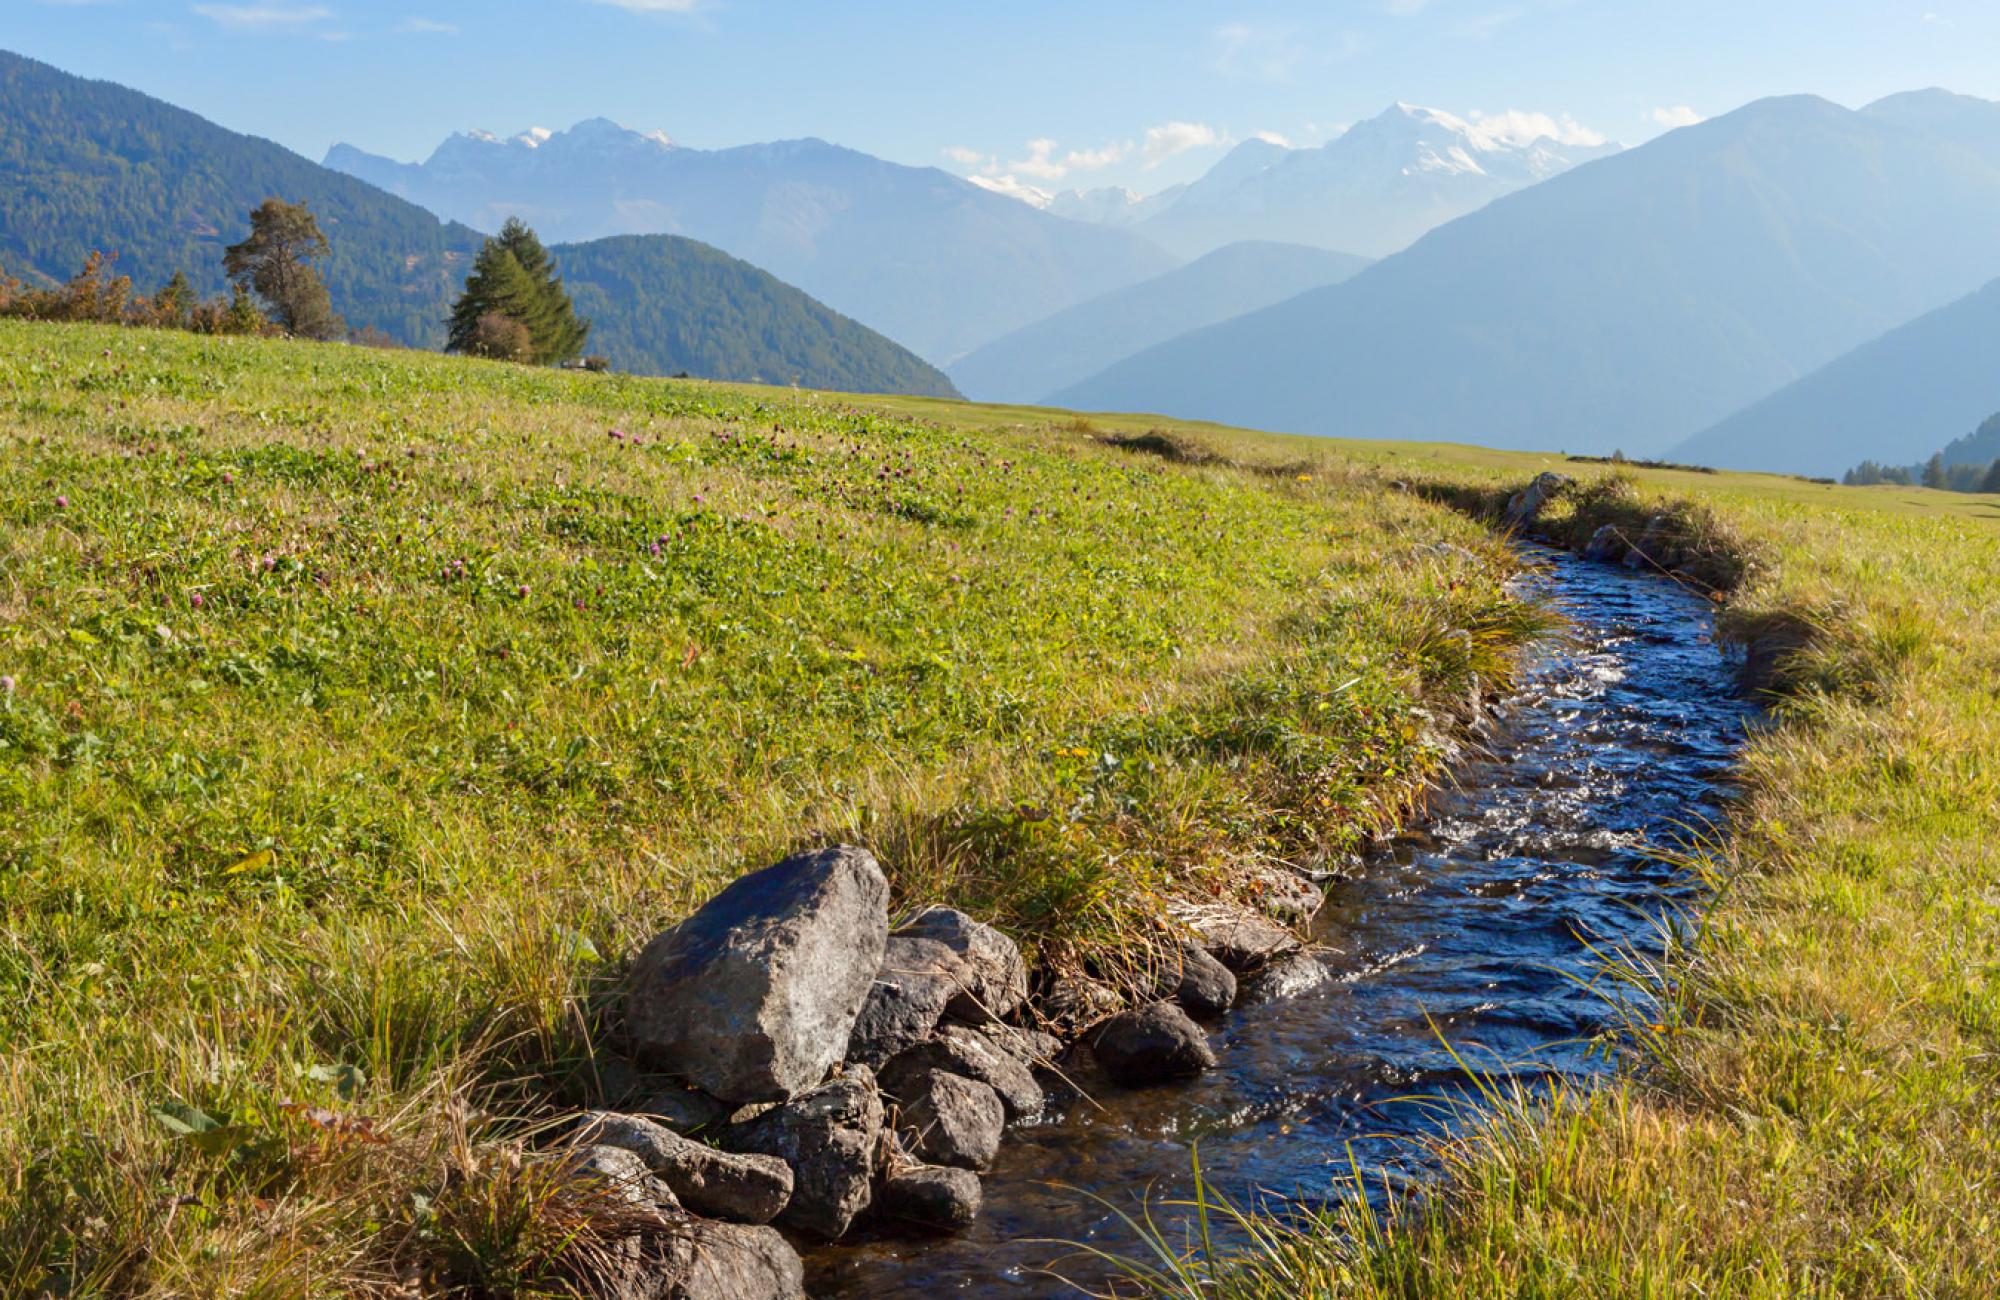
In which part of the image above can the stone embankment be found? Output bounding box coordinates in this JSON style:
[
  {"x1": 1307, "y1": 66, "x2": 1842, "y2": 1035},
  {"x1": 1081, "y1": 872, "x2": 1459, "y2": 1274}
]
[{"x1": 560, "y1": 843, "x2": 1331, "y2": 1297}]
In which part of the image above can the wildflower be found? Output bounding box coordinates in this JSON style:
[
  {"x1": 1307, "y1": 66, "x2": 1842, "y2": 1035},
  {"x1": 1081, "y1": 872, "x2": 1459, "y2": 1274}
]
[
  {"x1": 518, "y1": 584, "x2": 530, "y2": 598},
  {"x1": 54, "y1": 495, "x2": 68, "y2": 509},
  {"x1": 0, "y1": 675, "x2": 14, "y2": 694},
  {"x1": 222, "y1": 472, "x2": 235, "y2": 485},
  {"x1": 191, "y1": 593, "x2": 205, "y2": 608}
]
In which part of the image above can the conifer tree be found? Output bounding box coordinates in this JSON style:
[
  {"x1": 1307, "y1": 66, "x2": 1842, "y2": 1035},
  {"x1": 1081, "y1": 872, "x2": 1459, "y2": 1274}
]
[
  {"x1": 1921, "y1": 452, "x2": 1947, "y2": 489},
  {"x1": 447, "y1": 218, "x2": 587, "y2": 364},
  {"x1": 1981, "y1": 459, "x2": 2000, "y2": 495}
]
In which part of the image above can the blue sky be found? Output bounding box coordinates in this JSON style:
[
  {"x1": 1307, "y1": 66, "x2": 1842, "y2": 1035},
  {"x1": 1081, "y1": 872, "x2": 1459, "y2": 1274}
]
[{"x1": 13, "y1": 1, "x2": 2000, "y2": 196}]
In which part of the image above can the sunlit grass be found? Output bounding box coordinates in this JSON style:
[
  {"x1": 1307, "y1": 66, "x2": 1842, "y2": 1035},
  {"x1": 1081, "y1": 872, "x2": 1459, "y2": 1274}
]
[{"x1": 0, "y1": 321, "x2": 1551, "y2": 1291}]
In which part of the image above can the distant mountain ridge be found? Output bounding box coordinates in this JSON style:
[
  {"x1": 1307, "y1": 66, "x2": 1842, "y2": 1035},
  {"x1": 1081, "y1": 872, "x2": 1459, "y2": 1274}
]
[
  {"x1": 326, "y1": 123, "x2": 1178, "y2": 362},
  {"x1": 1673, "y1": 276, "x2": 2000, "y2": 476},
  {"x1": 556, "y1": 235, "x2": 958, "y2": 396},
  {"x1": 948, "y1": 241, "x2": 1370, "y2": 403},
  {"x1": 0, "y1": 50, "x2": 960, "y2": 397},
  {"x1": 1054, "y1": 92, "x2": 2000, "y2": 461}
]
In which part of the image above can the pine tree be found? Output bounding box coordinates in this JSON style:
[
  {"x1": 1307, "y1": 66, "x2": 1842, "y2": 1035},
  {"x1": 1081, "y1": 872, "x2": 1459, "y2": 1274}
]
[
  {"x1": 224, "y1": 198, "x2": 343, "y2": 340},
  {"x1": 447, "y1": 218, "x2": 587, "y2": 364},
  {"x1": 1921, "y1": 452, "x2": 1947, "y2": 489},
  {"x1": 1981, "y1": 459, "x2": 2000, "y2": 495},
  {"x1": 224, "y1": 282, "x2": 268, "y2": 335},
  {"x1": 152, "y1": 270, "x2": 194, "y2": 329}
]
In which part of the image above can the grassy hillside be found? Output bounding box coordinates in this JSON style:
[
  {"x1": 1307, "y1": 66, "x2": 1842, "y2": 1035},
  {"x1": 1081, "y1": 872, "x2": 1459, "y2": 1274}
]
[
  {"x1": 3, "y1": 320, "x2": 1993, "y2": 1294},
  {"x1": 556, "y1": 234, "x2": 960, "y2": 396},
  {"x1": 0, "y1": 321, "x2": 1537, "y2": 1291}
]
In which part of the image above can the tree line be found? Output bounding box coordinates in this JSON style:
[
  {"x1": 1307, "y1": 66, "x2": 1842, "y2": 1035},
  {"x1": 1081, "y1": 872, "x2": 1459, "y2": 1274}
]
[
  {"x1": 1846, "y1": 411, "x2": 2000, "y2": 494},
  {"x1": 2, "y1": 198, "x2": 597, "y2": 368}
]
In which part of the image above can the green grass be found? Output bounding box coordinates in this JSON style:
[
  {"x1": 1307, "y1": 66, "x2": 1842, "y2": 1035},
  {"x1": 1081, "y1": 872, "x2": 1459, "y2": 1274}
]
[
  {"x1": 0, "y1": 321, "x2": 1553, "y2": 1293},
  {"x1": 6, "y1": 319, "x2": 1995, "y2": 1296}
]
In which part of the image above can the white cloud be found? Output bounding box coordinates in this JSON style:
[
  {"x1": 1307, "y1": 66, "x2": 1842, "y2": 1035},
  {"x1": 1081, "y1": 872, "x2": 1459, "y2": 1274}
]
[
  {"x1": 1141, "y1": 120, "x2": 1223, "y2": 167},
  {"x1": 396, "y1": 15, "x2": 456, "y2": 33},
  {"x1": 1466, "y1": 108, "x2": 1606, "y2": 149},
  {"x1": 1648, "y1": 105, "x2": 1705, "y2": 130},
  {"x1": 942, "y1": 145, "x2": 988, "y2": 167},
  {"x1": 1011, "y1": 138, "x2": 1066, "y2": 180},
  {"x1": 1251, "y1": 129, "x2": 1293, "y2": 147},
  {"x1": 191, "y1": 3, "x2": 332, "y2": 29},
  {"x1": 968, "y1": 174, "x2": 1054, "y2": 208},
  {"x1": 1449, "y1": 8, "x2": 1523, "y2": 39}
]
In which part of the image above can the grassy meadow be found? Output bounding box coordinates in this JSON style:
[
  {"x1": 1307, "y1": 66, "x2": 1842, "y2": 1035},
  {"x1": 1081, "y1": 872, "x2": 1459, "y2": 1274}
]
[
  {"x1": 2, "y1": 319, "x2": 1995, "y2": 1295},
  {"x1": 0, "y1": 320, "x2": 1543, "y2": 1292}
]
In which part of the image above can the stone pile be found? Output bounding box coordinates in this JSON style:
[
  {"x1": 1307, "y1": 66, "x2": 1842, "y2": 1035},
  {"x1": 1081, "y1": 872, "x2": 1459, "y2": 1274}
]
[{"x1": 562, "y1": 843, "x2": 1328, "y2": 1293}]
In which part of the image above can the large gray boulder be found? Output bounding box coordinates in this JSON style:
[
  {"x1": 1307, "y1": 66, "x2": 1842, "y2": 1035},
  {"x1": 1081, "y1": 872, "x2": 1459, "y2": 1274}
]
[
  {"x1": 1092, "y1": 1002, "x2": 1217, "y2": 1086},
  {"x1": 893, "y1": 906, "x2": 1028, "y2": 1023},
  {"x1": 845, "y1": 935, "x2": 958, "y2": 1068},
  {"x1": 577, "y1": 1111, "x2": 793, "y2": 1225},
  {"x1": 1186, "y1": 911, "x2": 1299, "y2": 972},
  {"x1": 897, "y1": 1069, "x2": 1004, "y2": 1171},
  {"x1": 724, "y1": 1070, "x2": 884, "y2": 1240},
  {"x1": 879, "y1": 1025, "x2": 1042, "y2": 1121},
  {"x1": 628, "y1": 845, "x2": 889, "y2": 1104}
]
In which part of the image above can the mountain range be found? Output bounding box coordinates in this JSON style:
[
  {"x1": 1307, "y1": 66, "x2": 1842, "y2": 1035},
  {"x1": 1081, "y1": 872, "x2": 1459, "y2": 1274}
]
[
  {"x1": 1673, "y1": 275, "x2": 2000, "y2": 476},
  {"x1": 948, "y1": 241, "x2": 1370, "y2": 403},
  {"x1": 1053, "y1": 108, "x2": 1620, "y2": 261},
  {"x1": 0, "y1": 48, "x2": 482, "y2": 347},
  {"x1": 325, "y1": 125, "x2": 1176, "y2": 363},
  {"x1": 1054, "y1": 92, "x2": 2000, "y2": 460},
  {"x1": 0, "y1": 51, "x2": 952, "y2": 396}
]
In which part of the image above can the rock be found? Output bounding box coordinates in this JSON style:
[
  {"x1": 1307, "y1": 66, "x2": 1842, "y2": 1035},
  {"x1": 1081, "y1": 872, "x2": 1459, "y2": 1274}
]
[
  {"x1": 1244, "y1": 862, "x2": 1321, "y2": 925},
  {"x1": 1092, "y1": 1002, "x2": 1216, "y2": 1086},
  {"x1": 972, "y1": 1022, "x2": 1063, "y2": 1068},
  {"x1": 1623, "y1": 514, "x2": 1669, "y2": 571},
  {"x1": 1159, "y1": 943, "x2": 1236, "y2": 1018},
  {"x1": 577, "y1": 1111, "x2": 793, "y2": 1225},
  {"x1": 723, "y1": 1069, "x2": 883, "y2": 1239},
  {"x1": 627, "y1": 845, "x2": 889, "y2": 1104},
  {"x1": 1243, "y1": 954, "x2": 1332, "y2": 1005},
  {"x1": 592, "y1": 1219, "x2": 805, "y2": 1300},
  {"x1": 1038, "y1": 971, "x2": 1122, "y2": 1031},
  {"x1": 876, "y1": 1164, "x2": 983, "y2": 1233},
  {"x1": 897, "y1": 1069, "x2": 1004, "y2": 1171},
  {"x1": 879, "y1": 1025, "x2": 1043, "y2": 1121},
  {"x1": 1503, "y1": 471, "x2": 1573, "y2": 529},
  {"x1": 845, "y1": 936, "x2": 956, "y2": 1068},
  {"x1": 672, "y1": 1220, "x2": 806, "y2": 1300},
  {"x1": 1582, "y1": 523, "x2": 1626, "y2": 563},
  {"x1": 1185, "y1": 911, "x2": 1299, "y2": 972},
  {"x1": 633, "y1": 1087, "x2": 731, "y2": 1135},
  {"x1": 893, "y1": 906, "x2": 1028, "y2": 1023},
  {"x1": 559, "y1": 1144, "x2": 677, "y2": 1212}
]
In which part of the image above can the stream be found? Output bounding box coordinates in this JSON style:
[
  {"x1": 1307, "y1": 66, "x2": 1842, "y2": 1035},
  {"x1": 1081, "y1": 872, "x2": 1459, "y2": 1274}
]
[{"x1": 807, "y1": 548, "x2": 1755, "y2": 1296}]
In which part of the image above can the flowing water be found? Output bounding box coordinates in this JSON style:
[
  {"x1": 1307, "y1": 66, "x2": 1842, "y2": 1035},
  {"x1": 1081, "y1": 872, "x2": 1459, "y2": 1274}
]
[{"x1": 808, "y1": 549, "x2": 1755, "y2": 1296}]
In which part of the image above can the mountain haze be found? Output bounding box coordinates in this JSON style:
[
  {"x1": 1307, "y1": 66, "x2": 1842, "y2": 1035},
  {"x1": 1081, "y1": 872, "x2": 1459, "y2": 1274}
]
[
  {"x1": 327, "y1": 125, "x2": 1177, "y2": 361},
  {"x1": 556, "y1": 235, "x2": 958, "y2": 396},
  {"x1": 1056, "y1": 93, "x2": 2000, "y2": 459},
  {"x1": 1674, "y1": 276, "x2": 2000, "y2": 475},
  {"x1": 948, "y1": 241, "x2": 1369, "y2": 403}
]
